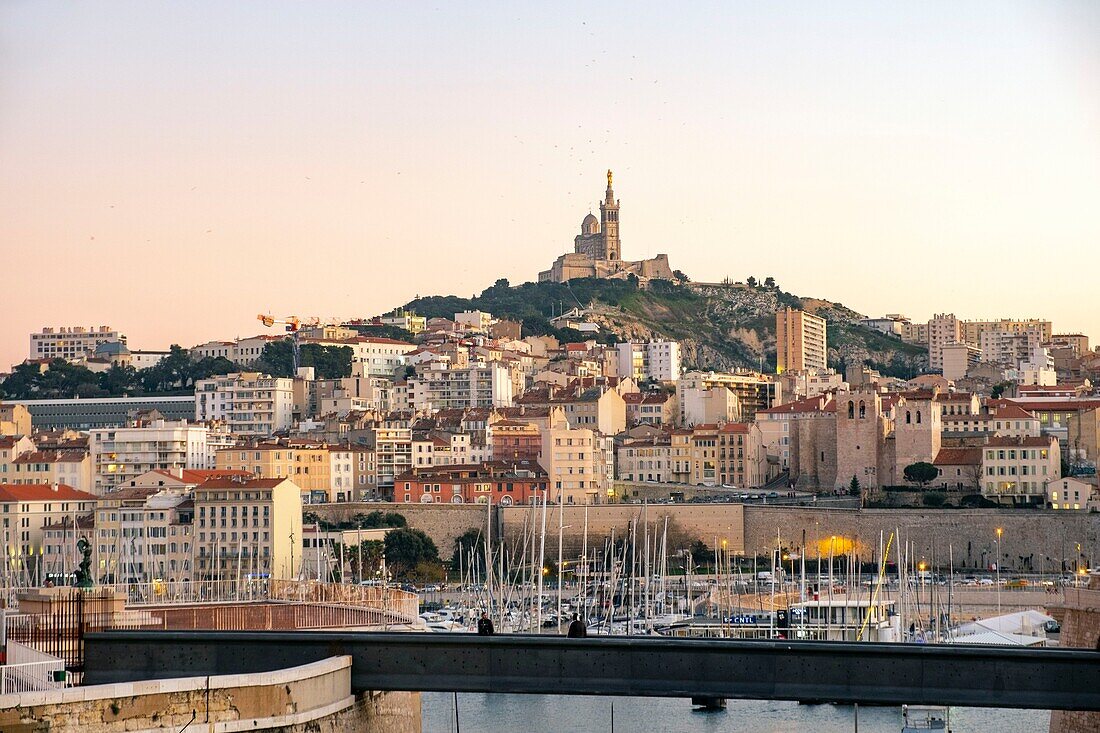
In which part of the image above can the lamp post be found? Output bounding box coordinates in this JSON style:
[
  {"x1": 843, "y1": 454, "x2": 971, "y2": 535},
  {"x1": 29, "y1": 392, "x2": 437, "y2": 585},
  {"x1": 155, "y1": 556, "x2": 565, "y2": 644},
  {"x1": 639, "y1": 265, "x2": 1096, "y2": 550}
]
[{"x1": 995, "y1": 527, "x2": 1003, "y2": 614}]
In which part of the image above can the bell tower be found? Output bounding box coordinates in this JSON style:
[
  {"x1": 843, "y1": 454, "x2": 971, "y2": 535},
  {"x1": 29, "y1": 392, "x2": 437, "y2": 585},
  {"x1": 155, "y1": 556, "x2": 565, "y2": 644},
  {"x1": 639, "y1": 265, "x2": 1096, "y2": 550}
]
[{"x1": 599, "y1": 169, "x2": 620, "y2": 261}]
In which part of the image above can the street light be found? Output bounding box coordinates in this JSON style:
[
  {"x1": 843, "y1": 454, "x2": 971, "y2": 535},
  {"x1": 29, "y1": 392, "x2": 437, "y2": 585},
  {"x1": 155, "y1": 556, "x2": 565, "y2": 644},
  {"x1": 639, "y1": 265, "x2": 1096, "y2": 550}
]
[{"x1": 995, "y1": 527, "x2": 1004, "y2": 614}]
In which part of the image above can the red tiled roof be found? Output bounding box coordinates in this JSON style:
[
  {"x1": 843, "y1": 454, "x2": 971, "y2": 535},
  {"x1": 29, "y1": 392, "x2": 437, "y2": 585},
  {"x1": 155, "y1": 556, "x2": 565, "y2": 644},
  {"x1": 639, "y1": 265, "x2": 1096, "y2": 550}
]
[
  {"x1": 0, "y1": 483, "x2": 96, "y2": 502},
  {"x1": 719, "y1": 423, "x2": 751, "y2": 433},
  {"x1": 933, "y1": 448, "x2": 983, "y2": 466},
  {"x1": 13, "y1": 450, "x2": 86, "y2": 464}
]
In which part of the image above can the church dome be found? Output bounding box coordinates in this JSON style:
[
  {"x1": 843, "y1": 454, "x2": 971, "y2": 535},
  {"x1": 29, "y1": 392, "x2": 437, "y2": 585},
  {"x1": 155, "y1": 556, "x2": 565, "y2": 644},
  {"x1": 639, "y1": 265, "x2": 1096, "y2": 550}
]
[{"x1": 581, "y1": 213, "x2": 599, "y2": 235}]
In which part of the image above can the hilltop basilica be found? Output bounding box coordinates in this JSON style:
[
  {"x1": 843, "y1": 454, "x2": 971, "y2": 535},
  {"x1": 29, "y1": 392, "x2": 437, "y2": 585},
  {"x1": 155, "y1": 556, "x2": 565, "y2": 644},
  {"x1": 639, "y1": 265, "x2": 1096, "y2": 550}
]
[{"x1": 538, "y1": 171, "x2": 675, "y2": 284}]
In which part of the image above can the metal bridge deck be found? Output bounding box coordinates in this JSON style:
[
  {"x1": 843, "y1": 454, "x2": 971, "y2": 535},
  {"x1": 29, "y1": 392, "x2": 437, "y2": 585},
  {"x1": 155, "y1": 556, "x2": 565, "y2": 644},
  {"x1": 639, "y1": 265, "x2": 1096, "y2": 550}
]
[{"x1": 84, "y1": 631, "x2": 1100, "y2": 710}]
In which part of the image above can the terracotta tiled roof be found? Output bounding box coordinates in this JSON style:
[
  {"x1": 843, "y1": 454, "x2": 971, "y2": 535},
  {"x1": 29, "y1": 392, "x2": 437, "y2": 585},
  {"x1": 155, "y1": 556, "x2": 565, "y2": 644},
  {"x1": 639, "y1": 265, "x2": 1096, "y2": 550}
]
[
  {"x1": 195, "y1": 477, "x2": 287, "y2": 489},
  {"x1": 0, "y1": 483, "x2": 97, "y2": 502},
  {"x1": 934, "y1": 448, "x2": 983, "y2": 466}
]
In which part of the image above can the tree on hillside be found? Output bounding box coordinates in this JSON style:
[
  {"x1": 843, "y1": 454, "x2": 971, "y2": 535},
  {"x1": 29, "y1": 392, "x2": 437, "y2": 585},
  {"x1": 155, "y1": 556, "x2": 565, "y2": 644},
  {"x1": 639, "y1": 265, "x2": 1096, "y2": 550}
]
[
  {"x1": 849, "y1": 475, "x2": 861, "y2": 496},
  {"x1": 256, "y1": 341, "x2": 353, "y2": 379},
  {"x1": 383, "y1": 528, "x2": 439, "y2": 578},
  {"x1": 903, "y1": 462, "x2": 939, "y2": 487},
  {"x1": 763, "y1": 276, "x2": 776, "y2": 289},
  {"x1": 746, "y1": 276, "x2": 758, "y2": 288}
]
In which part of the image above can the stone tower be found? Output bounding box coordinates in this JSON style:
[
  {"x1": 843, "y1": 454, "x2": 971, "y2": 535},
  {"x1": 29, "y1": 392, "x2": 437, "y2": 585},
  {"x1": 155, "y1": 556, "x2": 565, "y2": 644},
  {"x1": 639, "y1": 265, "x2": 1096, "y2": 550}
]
[
  {"x1": 893, "y1": 391, "x2": 942, "y2": 485},
  {"x1": 835, "y1": 389, "x2": 887, "y2": 491},
  {"x1": 599, "y1": 169, "x2": 620, "y2": 261}
]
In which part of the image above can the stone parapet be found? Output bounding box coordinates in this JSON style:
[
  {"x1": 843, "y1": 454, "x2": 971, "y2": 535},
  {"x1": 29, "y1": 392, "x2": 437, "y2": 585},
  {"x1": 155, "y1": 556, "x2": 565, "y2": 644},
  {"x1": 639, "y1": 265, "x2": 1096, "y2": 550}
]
[{"x1": 0, "y1": 655, "x2": 419, "y2": 733}]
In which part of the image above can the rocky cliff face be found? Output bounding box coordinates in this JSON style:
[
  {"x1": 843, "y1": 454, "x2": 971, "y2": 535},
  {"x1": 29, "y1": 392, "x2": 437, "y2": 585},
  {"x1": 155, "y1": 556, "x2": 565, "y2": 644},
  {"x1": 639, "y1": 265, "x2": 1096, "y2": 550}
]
[{"x1": 402, "y1": 278, "x2": 927, "y2": 377}]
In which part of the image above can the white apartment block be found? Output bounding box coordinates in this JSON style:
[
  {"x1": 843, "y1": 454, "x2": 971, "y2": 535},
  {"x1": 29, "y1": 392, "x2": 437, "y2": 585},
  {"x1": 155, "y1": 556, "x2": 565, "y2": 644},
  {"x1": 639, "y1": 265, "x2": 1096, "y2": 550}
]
[
  {"x1": 454, "y1": 310, "x2": 494, "y2": 332},
  {"x1": 29, "y1": 326, "x2": 124, "y2": 361},
  {"x1": 408, "y1": 362, "x2": 513, "y2": 411},
  {"x1": 616, "y1": 340, "x2": 682, "y2": 383},
  {"x1": 979, "y1": 329, "x2": 1044, "y2": 368},
  {"x1": 538, "y1": 427, "x2": 601, "y2": 505},
  {"x1": 194, "y1": 372, "x2": 295, "y2": 437},
  {"x1": 89, "y1": 419, "x2": 218, "y2": 494}
]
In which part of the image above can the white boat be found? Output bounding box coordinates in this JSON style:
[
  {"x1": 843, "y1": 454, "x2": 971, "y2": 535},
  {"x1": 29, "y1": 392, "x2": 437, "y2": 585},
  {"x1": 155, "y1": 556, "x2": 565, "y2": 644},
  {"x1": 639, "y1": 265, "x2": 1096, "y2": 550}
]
[{"x1": 901, "y1": 705, "x2": 950, "y2": 732}]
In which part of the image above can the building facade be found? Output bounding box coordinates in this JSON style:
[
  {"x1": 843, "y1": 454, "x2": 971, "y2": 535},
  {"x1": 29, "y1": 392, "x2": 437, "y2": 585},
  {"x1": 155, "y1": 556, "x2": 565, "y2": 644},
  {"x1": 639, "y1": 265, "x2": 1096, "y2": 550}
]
[{"x1": 775, "y1": 308, "x2": 827, "y2": 373}]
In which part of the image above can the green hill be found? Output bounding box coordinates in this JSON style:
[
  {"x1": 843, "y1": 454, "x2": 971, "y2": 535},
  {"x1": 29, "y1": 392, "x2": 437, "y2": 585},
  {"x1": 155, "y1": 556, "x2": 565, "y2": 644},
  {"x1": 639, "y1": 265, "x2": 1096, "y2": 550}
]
[{"x1": 402, "y1": 277, "x2": 927, "y2": 378}]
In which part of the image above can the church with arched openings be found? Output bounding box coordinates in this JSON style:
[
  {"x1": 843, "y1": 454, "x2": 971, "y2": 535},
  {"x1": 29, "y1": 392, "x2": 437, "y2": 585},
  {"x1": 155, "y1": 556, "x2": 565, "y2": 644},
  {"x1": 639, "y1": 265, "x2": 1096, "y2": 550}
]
[{"x1": 538, "y1": 171, "x2": 676, "y2": 284}]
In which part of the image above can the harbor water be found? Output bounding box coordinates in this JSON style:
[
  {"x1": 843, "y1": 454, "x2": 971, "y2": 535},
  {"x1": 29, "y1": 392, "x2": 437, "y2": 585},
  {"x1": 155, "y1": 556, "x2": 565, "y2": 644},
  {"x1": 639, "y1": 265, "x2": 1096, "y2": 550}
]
[{"x1": 422, "y1": 693, "x2": 1048, "y2": 732}]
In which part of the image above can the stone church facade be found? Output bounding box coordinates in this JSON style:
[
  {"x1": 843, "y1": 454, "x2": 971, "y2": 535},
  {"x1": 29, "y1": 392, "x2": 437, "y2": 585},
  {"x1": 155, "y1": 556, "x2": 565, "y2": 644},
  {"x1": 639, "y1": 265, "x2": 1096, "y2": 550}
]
[{"x1": 538, "y1": 171, "x2": 675, "y2": 284}]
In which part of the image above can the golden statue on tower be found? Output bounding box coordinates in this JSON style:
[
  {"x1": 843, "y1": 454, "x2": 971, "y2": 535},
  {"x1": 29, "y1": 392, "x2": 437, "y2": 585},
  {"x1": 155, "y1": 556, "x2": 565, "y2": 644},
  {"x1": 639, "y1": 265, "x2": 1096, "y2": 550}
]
[{"x1": 607, "y1": 169, "x2": 613, "y2": 188}]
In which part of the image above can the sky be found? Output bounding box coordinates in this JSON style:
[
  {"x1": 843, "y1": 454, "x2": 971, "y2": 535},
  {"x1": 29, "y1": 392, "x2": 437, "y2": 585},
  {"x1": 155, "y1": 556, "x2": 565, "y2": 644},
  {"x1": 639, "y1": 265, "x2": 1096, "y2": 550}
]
[{"x1": 1, "y1": 1, "x2": 1098, "y2": 368}]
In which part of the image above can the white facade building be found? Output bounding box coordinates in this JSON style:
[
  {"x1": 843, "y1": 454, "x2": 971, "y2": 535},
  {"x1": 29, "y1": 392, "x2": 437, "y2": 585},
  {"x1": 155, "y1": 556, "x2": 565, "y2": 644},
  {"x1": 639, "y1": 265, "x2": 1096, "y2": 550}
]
[
  {"x1": 29, "y1": 326, "x2": 124, "y2": 361},
  {"x1": 616, "y1": 340, "x2": 681, "y2": 383},
  {"x1": 194, "y1": 373, "x2": 296, "y2": 437},
  {"x1": 89, "y1": 419, "x2": 218, "y2": 494},
  {"x1": 408, "y1": 362, "x2": 513, "y2": 411}
]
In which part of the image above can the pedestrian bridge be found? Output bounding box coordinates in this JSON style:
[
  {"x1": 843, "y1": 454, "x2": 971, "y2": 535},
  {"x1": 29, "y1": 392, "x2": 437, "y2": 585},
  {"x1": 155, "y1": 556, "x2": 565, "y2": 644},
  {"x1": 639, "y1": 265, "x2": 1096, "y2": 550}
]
[{"x1": 84, "y1": 631, "x2": 1100, "y2": 711}]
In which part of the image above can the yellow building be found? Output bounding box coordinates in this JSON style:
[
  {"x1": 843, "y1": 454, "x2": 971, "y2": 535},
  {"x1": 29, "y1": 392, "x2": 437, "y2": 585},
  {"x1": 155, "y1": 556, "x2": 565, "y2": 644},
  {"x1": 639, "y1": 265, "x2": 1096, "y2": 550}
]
[
  {"x1": 9, "y1": 450, "x2": 93, "y2": 494},
  {"x1": 776, "y1": 307, "x2": 827, "y2": 373},
  {"x1": 538, "y1": 427, "x2": 601, "y2": 504},
  {"x1": 193, "y1": 476, "x2": 303, "y2": 581},
  {"x1": 216, "y1": 442, "x2": 331, "y2": 503},
  {"x1": 0, "y1": 403, "x2": 32, "y2": 436}
]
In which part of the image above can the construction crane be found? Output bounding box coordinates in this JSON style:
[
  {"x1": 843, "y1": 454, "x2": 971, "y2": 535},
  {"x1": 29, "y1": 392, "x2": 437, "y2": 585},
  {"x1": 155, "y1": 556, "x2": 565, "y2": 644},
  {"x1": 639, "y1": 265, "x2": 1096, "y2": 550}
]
[{"x1": 257, "y1": 314, "x2": 316, "y2": 374}]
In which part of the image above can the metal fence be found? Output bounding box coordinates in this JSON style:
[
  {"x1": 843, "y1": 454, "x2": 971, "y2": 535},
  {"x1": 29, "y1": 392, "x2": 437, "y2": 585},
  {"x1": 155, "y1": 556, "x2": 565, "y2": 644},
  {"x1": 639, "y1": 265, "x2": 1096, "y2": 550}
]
[{"x1": 1, "y1": 641, "x2": 67, "y2": 693}]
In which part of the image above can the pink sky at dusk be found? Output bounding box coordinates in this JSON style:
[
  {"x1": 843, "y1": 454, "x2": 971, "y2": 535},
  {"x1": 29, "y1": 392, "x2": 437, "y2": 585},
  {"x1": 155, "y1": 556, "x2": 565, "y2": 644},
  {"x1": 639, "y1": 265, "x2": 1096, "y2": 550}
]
[{"x1": 2, "y1": 1, "x2": 1098, "y2": 368}]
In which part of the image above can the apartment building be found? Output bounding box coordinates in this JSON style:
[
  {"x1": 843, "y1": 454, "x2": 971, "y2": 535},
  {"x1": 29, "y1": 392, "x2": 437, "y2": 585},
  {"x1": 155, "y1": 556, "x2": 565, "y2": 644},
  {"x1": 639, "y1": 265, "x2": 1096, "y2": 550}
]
[
  {"x1": 776, "y1": 308, "x2": 827, "y2": 373},
  {"x1": 623, "y1": 392, "x2": 675, "y2": 426},
  {"x1": 0, "y1": 482, "x2": 98, "y2": 558},
  {"x1": 616, "y1": 340, "x2": 681, "y2": 383},
  {"x1": 89, "y1": 418, "x2": 221, "y2": 494},
  {"x1": 539, "y1": 427, "x2": 601, "y2": 504},
  {"x1": 29, "y1": 325, "x2": 125, "y2": 361},
  {"x1": 928, "y1": 313, "x2": 962, "y2": 372},
  {"x1": 8, "y1": 450, "x2": 93, "y2": 494},
  {"x1": 193, "y1": 477, "x2": 303, "y2": 581},
  {"x1": 489, "y1": 419, "x2": 542, "y2": 462},
  {"x1": 1046, "y1": 477, "x2": 1097, "y2": 511},
  {"x1": 408, "y1": 362, "x2": 513, "y2": 411},
  {"x1": 961, "y1": 318, "x2": 1052, "y2": 347},
  {"x1": 617, "y1": 433, "x2": 672, "y2": 483},
  {"x1": 358, "y1": 427, "x2": 412, "y2": 499},
  {"x1": 90, "y1": 486, "x2": 195, "y2": 584},
  {"x1": 215, "y1": 442, "x2": 331, "y2": 503},
  {"x1": 981, "y1": 435, "x2": 1060, "y2": 506},
  {"x1": 941, "y1": 343, "x2": 982, "y2": 381},
  {"x1": 678, "y1": 371, "x2": 781, "y2": 424},
  {"x1": 713, "y1": 422, "x2": 768, "y2": 489},
  {"x1": 397, "y1": 461, "x2": 547, "y2": 505},
  {"x1": 194, "y1": 372, "x2": 296, "y2": 436},
  {"x1": 0, "y1": 404, "x2": 32, "y2": 437}
]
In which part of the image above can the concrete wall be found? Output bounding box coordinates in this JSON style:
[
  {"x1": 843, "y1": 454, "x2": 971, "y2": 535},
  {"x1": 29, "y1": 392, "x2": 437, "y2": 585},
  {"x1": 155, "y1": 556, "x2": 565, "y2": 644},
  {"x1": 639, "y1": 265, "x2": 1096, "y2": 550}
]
[
  {"x1": 1049, "y1": 576, "x2": 1100, "y2": 733},
  {"x1": 0, "y1": 656, "x2": 419, "y2": 733}
]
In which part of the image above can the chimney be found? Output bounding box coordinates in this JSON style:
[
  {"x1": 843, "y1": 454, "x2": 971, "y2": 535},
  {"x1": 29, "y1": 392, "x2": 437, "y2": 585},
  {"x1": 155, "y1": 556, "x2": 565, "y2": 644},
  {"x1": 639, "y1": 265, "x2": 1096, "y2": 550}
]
[
  {"x1": 175, "y1": 466, "x2": 184, "y2": 479},
  {"x1": 51, "y1": 482, "x2": 59, "y2": 492}
]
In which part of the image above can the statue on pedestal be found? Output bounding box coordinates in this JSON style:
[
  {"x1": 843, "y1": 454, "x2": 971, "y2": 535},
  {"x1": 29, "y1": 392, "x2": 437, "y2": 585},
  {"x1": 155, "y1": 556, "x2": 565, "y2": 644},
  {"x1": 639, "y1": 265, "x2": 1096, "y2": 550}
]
[{"x1": 74, "y1": 537, "x2": 94, "y2": 588}]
